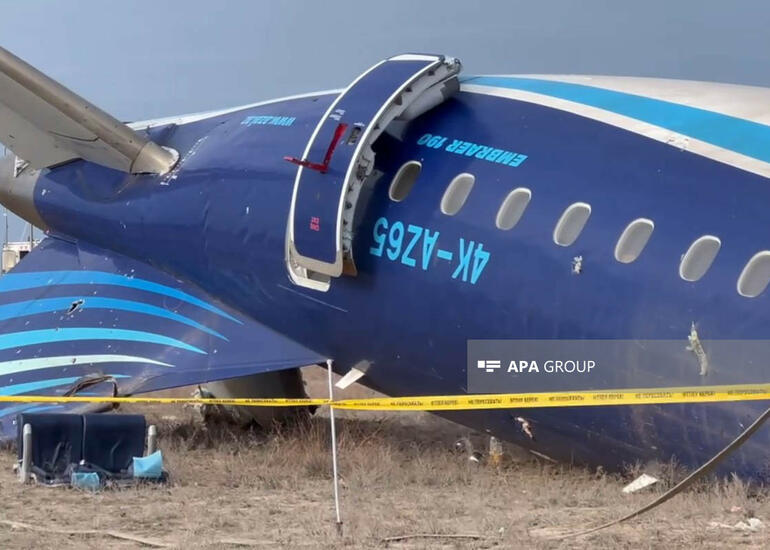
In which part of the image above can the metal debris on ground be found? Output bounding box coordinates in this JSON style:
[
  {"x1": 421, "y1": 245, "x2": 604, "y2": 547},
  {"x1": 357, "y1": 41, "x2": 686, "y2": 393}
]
[
  {"x1": 622, "y1": 473, "x2": 659, "y2": 494},
  {"x1": 708, "y1": 518, "x2": 764, "y2": 531},
  {"x1": 453, "y1": 437, "x2": 483, "y2": 463},
  {"x1": 488, "y1": 436, "x2": 503, "y2": 467}
]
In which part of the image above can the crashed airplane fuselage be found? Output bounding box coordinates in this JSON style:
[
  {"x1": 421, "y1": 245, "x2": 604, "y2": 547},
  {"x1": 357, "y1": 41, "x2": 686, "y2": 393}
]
[{"x1": 2, "y1": 47, "x2": 770, "y2": 476}]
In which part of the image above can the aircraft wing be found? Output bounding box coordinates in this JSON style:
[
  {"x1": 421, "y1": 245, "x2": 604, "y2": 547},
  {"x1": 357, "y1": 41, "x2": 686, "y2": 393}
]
[
  {"x1": 0, "y1": 46, "x2": 177, "y2": 174},
  {"x1": 0, "y1": 237, "x2": 324, "y2": 437}
]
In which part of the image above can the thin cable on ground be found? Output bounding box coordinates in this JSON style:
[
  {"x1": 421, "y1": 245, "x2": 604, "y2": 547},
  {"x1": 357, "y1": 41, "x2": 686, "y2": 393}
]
[{"x1": 553, "y1": 404, "x2": 770, "y2": 539}]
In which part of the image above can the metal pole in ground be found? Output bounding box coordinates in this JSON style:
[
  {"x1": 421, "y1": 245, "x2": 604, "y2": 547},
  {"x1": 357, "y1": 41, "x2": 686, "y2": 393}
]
[
  {"x1": 326, "y1": 359, "x2": 343, "y2": 535},
  {"x1": 19, "y1": 423, "x2": 31, "y2": 483},
  {"x1": 146, "y1": 424, "x2": 157, "y2": 455}
]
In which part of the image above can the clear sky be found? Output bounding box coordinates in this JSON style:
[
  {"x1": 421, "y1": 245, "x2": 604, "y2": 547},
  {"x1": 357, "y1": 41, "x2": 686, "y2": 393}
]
[{"x1": 1, "y1": 0, "x2": 769, "y2": 241}]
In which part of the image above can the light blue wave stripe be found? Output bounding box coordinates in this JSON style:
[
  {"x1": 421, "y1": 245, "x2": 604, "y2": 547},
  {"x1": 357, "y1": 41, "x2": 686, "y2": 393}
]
[
  {"x1": 0, "y1": 271, "x2": 241, "y2": 324},
  {"x1": 0, "y1": 297, "x2": 227, "y2": 340},
  {"x1": 27, "y1": 405, "x2": 60, "y2": 412},
  {"x1": 1, "y1": 376, "x2": 80, "y2": 395},
  {"x1": 0, "y1": 404, "x2": 62, "y2": 418},
  {"x1": 0, "y1": 374, "x2": 129, "y2": 396},
  {"x1": 0, "y1": 354, "x2": 173, "y2": 377},
  {"x1": 0, "y1": 328, "x2": 206, "y2": 354},
  {"x1": 466, "y1": 76, "x2": 770, "y2": 164}
]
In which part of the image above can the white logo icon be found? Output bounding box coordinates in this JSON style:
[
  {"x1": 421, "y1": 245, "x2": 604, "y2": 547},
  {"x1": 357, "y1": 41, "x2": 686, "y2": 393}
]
[{"x1": 477, "y1": 360, "x2": 501, "y2": 373}]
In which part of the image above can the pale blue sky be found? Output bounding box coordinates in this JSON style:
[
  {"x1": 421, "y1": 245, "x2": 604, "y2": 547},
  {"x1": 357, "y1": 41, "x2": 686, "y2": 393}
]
[{"x1": 1, "y1": 0, "x2": 769, "y2": 240}]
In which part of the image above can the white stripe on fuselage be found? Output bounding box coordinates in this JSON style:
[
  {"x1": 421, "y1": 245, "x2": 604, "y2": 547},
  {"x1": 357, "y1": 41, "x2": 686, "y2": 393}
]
[
  {"x1": 128, "y1": 74, "x2": 770, "y2": 179},
  {"x1": 493, "y1": 75, "x2": 770, "y2": 126},
  {"x1": 461, "y1": 81, "x2": 770, "y2": 179}
]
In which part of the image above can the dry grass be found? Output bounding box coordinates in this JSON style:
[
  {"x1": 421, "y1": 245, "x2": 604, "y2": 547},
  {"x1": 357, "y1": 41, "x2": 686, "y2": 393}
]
[{"x1": 0, "y1": 369, "x2": 769, "y2": 548}]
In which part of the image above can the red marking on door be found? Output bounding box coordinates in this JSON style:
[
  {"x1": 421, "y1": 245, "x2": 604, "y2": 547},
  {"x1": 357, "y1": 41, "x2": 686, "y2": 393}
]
[
  {"x1": 284, "y1": 122, "x2": 349, "y2": 174},
  {"x1": 310, "y1": 217, "x2": 320, "y2": 231}
]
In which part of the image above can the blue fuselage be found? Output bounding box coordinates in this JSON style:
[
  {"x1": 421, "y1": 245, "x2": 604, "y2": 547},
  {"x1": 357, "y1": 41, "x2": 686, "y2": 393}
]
[{"x1": 30, "y1": 84, "x2": 770, "y2": 475}]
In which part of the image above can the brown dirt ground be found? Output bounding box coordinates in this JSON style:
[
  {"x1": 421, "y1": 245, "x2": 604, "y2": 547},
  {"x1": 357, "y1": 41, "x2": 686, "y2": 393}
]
[{"x1": 1, "y1": 366, "x2": 769, "y2": 549}]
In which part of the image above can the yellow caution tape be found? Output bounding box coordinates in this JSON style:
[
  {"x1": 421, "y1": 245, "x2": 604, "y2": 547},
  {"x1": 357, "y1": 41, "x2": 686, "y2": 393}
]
[
  {"x1": 0, "y1": 395, "x2": 329, "y2": 407},
  {"x1": 330, "y1": 383, "x2": 770, "y2": 410},
  {"x1": 2, "y1": 382, "x2": 770, "y2": 410}
]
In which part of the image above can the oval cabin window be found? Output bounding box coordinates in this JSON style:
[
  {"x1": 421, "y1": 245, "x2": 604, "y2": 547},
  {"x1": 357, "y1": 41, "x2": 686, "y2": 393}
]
[
  {"x1": 614, "y1": 218, "x2": 654, "y2": 263},
  {"x1": 388, "y1": 161, "x2": 421, "y2": 202},
  {"x1": 553, "y1": 202, "x2": 591, "y2": 246},
  {"x1": 496, "y1": 188, "x2": 532, "y2": 230},
  {"x1": 440, "y1": 173, "x2": 475, "y2": 216},
  {"x1": 738, "y1": 251, "x2": 770, "y2": 297},
  {"x1": 679, "y1": 235, "x2": 721, "y2": 282}
]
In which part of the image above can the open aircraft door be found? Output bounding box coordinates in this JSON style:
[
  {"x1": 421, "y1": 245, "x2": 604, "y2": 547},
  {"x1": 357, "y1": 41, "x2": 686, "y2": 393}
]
[{"x1": 286, "y1": 54, "x2": 461, "y2": 290}]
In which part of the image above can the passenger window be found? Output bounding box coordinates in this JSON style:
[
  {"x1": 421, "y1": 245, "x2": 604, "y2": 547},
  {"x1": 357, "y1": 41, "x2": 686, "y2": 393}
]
[
  {"x1": 388, "y1": 161, "x2": 421, "y2": 202},
  {"x1": 496, "y1": 188, "x2": 532, "y2": 230},
  {"x1": 553, "y1": 202, "x2": 591, "y2": 246},
  {"x1": 440, "y1": 173, "x2": 475, "y2": 215},
  {"x1": 679, "y1": 235, "x2": 720, "y2": 281},
  {"x1": 614, "y1": 218, "x2": 654, "y2": 263},
  {"x1": 738, "y1": 251, "x2": 770, "y2": 297}
]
